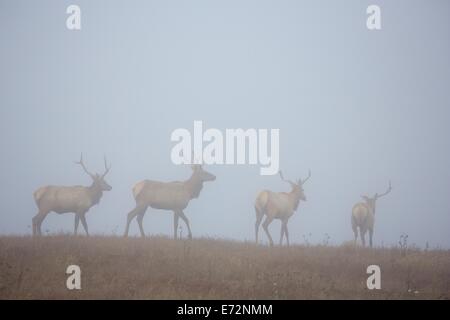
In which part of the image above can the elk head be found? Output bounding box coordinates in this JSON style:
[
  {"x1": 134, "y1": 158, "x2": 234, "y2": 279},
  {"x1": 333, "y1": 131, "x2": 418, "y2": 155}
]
[
  {"x1": 188, "y1": 150, "x2": 216, "y2": 182},
  {"x1": 191, "y1": 164, "x2": 216, "y2": 182},
  {"x1": 361, "y1": 181, "x2": 392, "y2": 214},
  {"x1": 279, "y1": 169, "x2": 311, "y2": 202},
  {"x1": 187, "y1": 164, "x2": 215, "y2": 199},
  {"x1": 75, "y1": 154, "x2": 112, "y2": 191}
]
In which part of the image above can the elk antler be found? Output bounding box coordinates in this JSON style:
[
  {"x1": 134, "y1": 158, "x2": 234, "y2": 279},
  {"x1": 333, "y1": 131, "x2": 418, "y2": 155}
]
[
  {"x1": 376, "y1": 181, "x2": 392, "y2": 199},
  {"x1": 299, "y1": 170, "x2": 311, "y2": 185},
  {"x1": 75, "y1": 153, "x2": 94, "y2": 177},
  {"x1": 279, "y1": 171, "x2": 295, "y2": 186},
  {"x1": 102, "y1": 155, "x2": 111, "y2": 178}
]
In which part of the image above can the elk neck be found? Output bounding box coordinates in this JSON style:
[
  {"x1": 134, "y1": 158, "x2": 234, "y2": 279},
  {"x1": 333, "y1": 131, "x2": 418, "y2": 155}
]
[
  {"x1": 87, "y1": 181, "x2": 104, "y2": 206},
  {"x1": 289, "y1": 185, "x2": 302, "y2": 211},
  {"x1": 184, "y1": 172, "x2": 204, "y2": 199}
]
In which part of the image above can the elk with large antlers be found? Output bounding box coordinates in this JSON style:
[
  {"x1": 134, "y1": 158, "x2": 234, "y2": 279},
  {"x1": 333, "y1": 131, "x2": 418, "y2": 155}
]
[
  {"x1": 32, "y1": 154, "x2": 112, "y2": 236},
  {"x1": 351, "y1": 181, "x2": 392, "y2": 247},
  {"x1": 124, "y1": 164, "x2": 216, "y2": 239},
  {"x1": 255, "y1": 170, "x2": 311, "y2": 246}
]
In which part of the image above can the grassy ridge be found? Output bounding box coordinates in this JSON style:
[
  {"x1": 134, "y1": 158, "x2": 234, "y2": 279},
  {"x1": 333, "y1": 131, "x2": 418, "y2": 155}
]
[{"x1": 0, "y1": 235, "x2": 449, "y2": 299}]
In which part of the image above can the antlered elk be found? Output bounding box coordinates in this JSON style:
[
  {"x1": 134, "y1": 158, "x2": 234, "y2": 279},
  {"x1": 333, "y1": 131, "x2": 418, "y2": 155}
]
[
  {"x1": 255, "y1": 170, "x2": 311, "y2": 246},
  {"x1": 32, "y1": 154, "x2": 111, "y2": 236},
  {"x1": 351, "y1": 181, "x2": 392, "y2": 247},
  {"x1": 124, "y1": 164, "x2": 216, "y2": 239}
]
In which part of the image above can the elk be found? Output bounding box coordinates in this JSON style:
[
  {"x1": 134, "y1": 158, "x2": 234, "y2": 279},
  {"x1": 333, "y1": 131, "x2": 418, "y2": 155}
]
[
  {"x1": 124, "y1": 164, "x2": 216, "y2": 239},
  {"x1": 32, "y1": 154, "x2": 111, "y2": 236},
  {"x1": 351, "y1": 181, "x2": 392, "y2": 247},
  {"x1": 255, "y1": 170, "x2": 311, "y2": 246}
]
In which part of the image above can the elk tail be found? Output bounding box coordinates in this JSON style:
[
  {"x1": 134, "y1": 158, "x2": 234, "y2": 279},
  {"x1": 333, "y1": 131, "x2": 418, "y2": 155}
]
[
  {"x1": 352, "y1": 204, "x2": 368, "y2": 226},
  {"x1": 132, "y1": 181, "x2": 146, "y2": 201},
  {"x1": 33, "y1": 186, "x2": 48, "y2": 206},
  {"x1": 255, "y1": 190, "x2": 269, "y2": 216}
]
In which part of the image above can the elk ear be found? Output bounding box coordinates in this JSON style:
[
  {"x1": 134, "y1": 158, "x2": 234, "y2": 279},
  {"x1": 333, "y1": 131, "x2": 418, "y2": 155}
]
[{"x1": 361, "y1": 195, "x2": 369, "y2": 200}]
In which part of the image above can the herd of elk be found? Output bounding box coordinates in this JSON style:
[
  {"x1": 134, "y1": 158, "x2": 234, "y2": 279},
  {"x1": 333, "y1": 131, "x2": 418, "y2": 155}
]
[
  {"x1": 32, "y1": 155, "x2": 392, "y2": 248},
  {"x1": 32, "y1": 154, "x2": 111, "y2": 236}
]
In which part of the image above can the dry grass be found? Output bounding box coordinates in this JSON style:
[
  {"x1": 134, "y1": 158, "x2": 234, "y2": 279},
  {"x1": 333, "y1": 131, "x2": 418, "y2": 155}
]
[{"x1": 0, "y1": 235, "x2": 449, "y2": 299}]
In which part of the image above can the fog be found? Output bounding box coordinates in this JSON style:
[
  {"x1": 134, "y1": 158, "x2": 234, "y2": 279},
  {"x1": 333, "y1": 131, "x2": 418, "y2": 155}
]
[{"x1": 1, "y1": 0, "x2": 449, "y2": 248}]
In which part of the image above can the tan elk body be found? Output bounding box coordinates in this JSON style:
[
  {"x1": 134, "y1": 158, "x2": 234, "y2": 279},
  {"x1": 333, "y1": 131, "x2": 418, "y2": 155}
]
[
  {"x1": 255, "y1": 170, "x2": 310, "y2": 246},
  {"x1": 124, "y1": 164, "x2": 216, "y2": 238},
  {"x1": 32, "y1": 154, "x2": 111, "y2": 236},
  {"x1": 351, "y1": 181, "x2": 392, "y2": 247}
]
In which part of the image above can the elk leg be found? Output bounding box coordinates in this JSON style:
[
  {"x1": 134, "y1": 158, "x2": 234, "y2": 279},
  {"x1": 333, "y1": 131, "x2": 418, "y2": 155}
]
[
  {"x1": 74, "y1": 214, "x2": 80, "y2": 235},
  {"x1": 262, "y1": 216, "x2": 274, "y2": 247},
  {"x1": 38, "y1": 215, "x2": 47, "y2": 235},
  {"x1": 284, "y1": 221, "x2": 290, "y2": 247},
  {"x1": 369, "y1": 229, "x2": 373, "y2": 248},
  {"x1": 173, "y1": 212, "x2": 179, "y2": 240},
  {"x1": 353, "y1": 227, "x2": 358, "y2": 244},
  {"x1": 360, "y1": 228, "x2": 366, "y2": 247},
  {"x1": 178, "y1": 211, "x2": 192, "y2": 239},
  {"x1": 279, "y1": 222, "x2": 285, "y2": 246},
  {"x1": 32, "y1": 211, "x2": 48, "y2": 236},
  {"x1": 124, "y1": 205, "x2": 146, "y2": 237},
  {"x1": 136, "y1": 212, "x2": 146, "y2": 238},
  {"x1": 255, "y1": 207, "x2": 263, "y2": 244},
  {"x1": 32, "y1": 213, "x2": 39, "y2": 236},
  {"x1": 79, "y1": 213, "x2": 89, "y2": 236},
  {"x1": 352, "y1": 219, "x2": 358, "y2": 244}
]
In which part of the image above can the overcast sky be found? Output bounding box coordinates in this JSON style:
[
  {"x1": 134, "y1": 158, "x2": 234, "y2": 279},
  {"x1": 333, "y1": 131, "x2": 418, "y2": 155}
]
[{"x1": 1, "y1": 0, "x2": 449, "y2": 247}]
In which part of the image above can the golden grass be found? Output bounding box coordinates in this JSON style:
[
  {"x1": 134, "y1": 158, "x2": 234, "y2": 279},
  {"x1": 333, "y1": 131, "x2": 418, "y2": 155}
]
[{"x1": 0, "y1": 235, "x2": 449, "y2": 299}]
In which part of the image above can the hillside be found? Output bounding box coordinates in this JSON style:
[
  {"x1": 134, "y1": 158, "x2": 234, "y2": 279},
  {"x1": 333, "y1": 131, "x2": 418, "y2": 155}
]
[{"x1": 0, "y1": 235, "x2": 449, "y2": 299}]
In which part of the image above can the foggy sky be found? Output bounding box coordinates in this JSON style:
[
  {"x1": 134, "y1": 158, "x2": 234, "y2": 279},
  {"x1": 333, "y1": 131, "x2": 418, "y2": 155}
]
[{"x1": 1, "y1": 0, "x2": 449, "y2": 248}]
